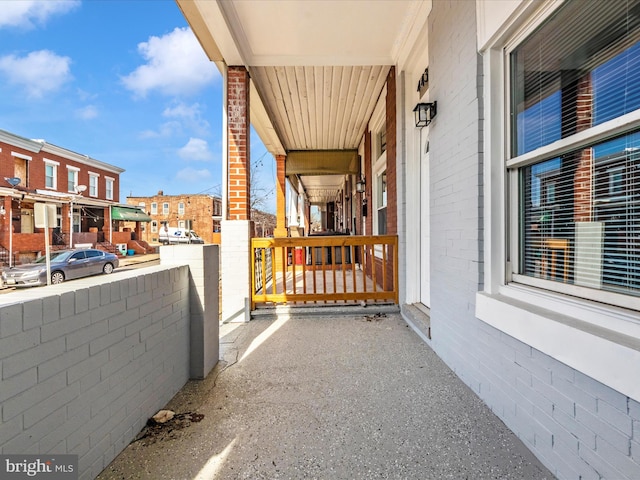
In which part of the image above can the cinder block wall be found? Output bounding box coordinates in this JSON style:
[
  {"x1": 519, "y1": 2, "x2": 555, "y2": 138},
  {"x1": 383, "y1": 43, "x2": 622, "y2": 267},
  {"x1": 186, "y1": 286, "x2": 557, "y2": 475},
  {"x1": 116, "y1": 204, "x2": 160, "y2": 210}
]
[
  {"x1": 427, "y1": 1, "x2": 640, "y2": 479},
  {"x1": 0, "y1": 265, "x2": 191, "y2": 480}
]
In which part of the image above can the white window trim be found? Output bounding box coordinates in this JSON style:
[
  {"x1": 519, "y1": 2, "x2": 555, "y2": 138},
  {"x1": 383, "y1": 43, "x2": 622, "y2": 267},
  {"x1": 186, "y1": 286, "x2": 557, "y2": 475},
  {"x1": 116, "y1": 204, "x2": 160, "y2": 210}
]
[
  {"x1": 105, "y1": 176, "x2": 114, "y2": 200},
  {"x1": 178, "y1": 202, "x2": 185, "y2": 215},
  {"x1": 43, "y1": 159, "x2": 59, "y2": 190},
  {"x1": 67, "y1": 166, "x2": 79, "y2": 192},
  {"x1": 89, "y1": 173, "x2": 99, "y2": 197},
  {"x1": 163, "y1": 203, "x2": 169, "y2": 214},
  {"x1": 151, "y1": 202, "x2": 158, "y2": 214},
  {"x1": 11, "y1": 152, "x2": 32, "y2": 161},
  {"x1": 370, "y1": 86, "x2": 387, "y2": 238},
  {"x1": 478, "y1": 3, "x2": 640, "y2": 403}
]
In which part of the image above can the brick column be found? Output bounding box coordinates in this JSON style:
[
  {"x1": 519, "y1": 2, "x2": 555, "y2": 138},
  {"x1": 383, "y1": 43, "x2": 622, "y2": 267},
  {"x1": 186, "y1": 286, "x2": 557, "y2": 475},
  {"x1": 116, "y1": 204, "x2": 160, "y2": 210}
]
[
  {"x1": 227, "y1": 66, "x2": 251, "y2": 220},
  {"x1": 0, "y1": 196, "x2": 10, "y2": 247},
  {"x1": 221, "y1": 66, "x2": 253, "y2": 322},
  {"x1": 274, "y1": 154, "x2": 287, "y2": 238},
  {"x1": 385, "y1": 66, "x2": 397, "y2": 235}
]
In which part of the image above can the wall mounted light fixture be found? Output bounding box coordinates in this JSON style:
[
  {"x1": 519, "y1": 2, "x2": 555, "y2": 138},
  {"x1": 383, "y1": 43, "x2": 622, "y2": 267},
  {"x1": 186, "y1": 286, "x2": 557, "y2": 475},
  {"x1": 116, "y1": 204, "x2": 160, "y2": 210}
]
[
  {"x1": 413, "y1": 101, "x2": 437, "y2": 128},
  {"x1": 356, "y1": 177, "x2": 366, "y2": 193}
]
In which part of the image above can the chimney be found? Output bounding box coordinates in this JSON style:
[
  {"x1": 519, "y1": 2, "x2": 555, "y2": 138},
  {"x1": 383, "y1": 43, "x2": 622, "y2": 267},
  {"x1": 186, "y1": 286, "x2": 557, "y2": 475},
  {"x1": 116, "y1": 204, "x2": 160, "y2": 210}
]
[{"x1": 158, "y1": 190, "x2": 163, "y2": 195}]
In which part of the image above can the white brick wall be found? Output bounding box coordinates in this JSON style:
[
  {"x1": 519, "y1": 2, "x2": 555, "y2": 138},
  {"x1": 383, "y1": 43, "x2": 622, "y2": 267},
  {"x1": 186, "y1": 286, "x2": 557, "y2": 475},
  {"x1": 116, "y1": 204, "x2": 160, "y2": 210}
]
[
  {"x1": 426, "y1": 1, "x2": 640, "y2": 478},
  {"x1": 220, "y1": 220, "x2": 252, "y2": 322},
  {"x1": 0, "y1": 265, "x2": 191, "y2": 480}
]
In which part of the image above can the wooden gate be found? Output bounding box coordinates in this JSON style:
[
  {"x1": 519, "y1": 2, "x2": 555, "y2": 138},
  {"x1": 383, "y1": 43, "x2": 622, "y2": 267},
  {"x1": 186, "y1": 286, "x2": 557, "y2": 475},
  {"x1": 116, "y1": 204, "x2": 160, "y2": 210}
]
[{"x1": 251, "y1": 235, "x2": 398, "y2": 309}]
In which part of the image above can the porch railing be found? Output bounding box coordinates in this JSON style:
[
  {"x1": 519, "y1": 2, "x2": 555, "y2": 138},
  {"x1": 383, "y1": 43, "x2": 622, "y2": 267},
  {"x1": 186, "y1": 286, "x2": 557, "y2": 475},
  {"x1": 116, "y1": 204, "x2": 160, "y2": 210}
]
[{"x1": 251, "y1": 235, "x2": 398, "y2": 309}]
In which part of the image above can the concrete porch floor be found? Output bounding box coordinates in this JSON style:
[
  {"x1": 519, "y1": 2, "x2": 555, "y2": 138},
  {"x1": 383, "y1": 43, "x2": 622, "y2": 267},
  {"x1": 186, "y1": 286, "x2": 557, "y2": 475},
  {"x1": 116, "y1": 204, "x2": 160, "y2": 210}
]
[{"x1": 97, "y1": 312, "x2": 553, "y2": 479}]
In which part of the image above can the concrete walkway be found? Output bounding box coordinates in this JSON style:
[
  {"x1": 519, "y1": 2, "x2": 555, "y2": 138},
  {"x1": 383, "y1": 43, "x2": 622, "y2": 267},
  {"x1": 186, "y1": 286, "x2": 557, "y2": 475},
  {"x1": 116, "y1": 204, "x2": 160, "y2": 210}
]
[{"x1": 97, "y1": 312, "x2": 553, "y2": 480}]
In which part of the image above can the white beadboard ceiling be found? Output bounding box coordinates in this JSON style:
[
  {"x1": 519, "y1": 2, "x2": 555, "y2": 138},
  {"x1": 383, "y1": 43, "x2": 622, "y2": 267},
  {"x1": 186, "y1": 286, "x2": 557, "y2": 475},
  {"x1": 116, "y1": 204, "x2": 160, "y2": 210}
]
[
  {"x1": 251, "y1": 65, "x2": 389, "y2": 151},
  {"x1": 176, "y1": 0, "x2": 430, "y2": 202}
]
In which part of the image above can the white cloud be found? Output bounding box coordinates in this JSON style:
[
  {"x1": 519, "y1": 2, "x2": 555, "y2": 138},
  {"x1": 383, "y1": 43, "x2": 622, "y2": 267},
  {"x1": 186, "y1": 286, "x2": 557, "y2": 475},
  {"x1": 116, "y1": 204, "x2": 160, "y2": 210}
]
[
  {"x1": 178, "y1": 138, "x2": 214, "y2": 162},
  {"x1": 138, "y1": 121, "x2": 182, "y2": 139},
  {"x1": 121, "y1": 27, "x2": 218, "y2": 98},
  {"x1": 0, "y1": 0, "x2": 80, "y2": 29},
  {"x1": 176, "y1": 167, "x2": 212, "y2": 182},
  {"x1": 0, "y1": 50, "x2": 72, "y2": 98},
  {"x1": 163, "y1": 101, "x2": 210, "y2": 134},
  {"x1": 76, "y1": 105, "x2": 98, "y2": 120}
]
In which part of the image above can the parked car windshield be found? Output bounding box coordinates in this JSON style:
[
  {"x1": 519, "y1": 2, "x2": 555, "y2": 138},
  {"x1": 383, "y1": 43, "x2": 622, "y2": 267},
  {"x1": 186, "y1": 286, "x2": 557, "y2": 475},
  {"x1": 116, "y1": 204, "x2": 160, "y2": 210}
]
[{"x1": 34, "y1": 251, "x2": 73, "y2": 264}]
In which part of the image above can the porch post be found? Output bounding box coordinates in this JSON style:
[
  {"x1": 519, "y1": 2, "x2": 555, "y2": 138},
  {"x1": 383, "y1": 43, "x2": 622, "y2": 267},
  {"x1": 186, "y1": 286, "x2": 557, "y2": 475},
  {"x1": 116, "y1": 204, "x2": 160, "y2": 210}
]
[
  {"x1": 221, "y1": 65, "x2": 253, "y2": 323},
  {"x1": 274, "y1": 154, "x2": 287, "y2": 238}
]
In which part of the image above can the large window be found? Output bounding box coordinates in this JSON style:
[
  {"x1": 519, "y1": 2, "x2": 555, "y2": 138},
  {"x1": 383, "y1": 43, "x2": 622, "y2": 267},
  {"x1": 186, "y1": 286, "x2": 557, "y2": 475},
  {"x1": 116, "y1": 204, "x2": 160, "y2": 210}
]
[{"x1": 509, "y1": 0, "x2": 640, "y2": 305}]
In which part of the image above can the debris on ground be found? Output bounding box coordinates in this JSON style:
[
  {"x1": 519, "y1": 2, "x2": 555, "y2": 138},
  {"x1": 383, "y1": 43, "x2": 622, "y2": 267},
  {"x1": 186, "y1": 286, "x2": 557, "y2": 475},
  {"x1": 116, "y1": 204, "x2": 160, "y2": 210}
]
[
  {"x1": 363, "y1": 312, "x2": 387, "y2": 322},
  {"x1": 152, "y1": 410, "x2": 175, "y2": 423},
  {"x1": 132, "y1": 412, "x2": 205, "y2": 446}
]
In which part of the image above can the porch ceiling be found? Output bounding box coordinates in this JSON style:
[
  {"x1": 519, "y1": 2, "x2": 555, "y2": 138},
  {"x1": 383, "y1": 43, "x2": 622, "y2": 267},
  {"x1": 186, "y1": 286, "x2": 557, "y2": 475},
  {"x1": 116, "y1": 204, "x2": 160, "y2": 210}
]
[{"x1": 177, "y1": 0, "x2": 431, "y2": 154}]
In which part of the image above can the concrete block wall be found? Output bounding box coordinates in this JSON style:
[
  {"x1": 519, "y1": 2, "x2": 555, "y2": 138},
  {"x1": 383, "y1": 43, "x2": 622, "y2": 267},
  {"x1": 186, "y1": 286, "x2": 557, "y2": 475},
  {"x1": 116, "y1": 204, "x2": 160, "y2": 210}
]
[
  {"x1": 160, "y1": 244, "x2": 220, "y2": 379},
  {"x1": 427, "y1": 1, "x2": 640, "y2": 479},
  {"x1": 0, "y1": 265, "x2": 191, "y2": 480}
]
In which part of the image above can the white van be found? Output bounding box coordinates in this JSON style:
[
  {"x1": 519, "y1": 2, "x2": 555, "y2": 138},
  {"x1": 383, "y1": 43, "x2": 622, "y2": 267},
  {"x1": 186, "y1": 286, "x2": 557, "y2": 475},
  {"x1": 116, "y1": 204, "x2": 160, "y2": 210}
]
[{"x1": 159, "y1": 226, "x2": 205, "y2": 245}]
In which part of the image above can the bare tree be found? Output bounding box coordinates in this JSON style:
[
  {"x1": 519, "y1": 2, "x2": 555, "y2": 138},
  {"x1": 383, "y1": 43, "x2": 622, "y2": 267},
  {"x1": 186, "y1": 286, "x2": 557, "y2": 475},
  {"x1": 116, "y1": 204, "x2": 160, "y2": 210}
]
[{"x1": 250, "y1": 151, "x2": 275, "y2": 211}]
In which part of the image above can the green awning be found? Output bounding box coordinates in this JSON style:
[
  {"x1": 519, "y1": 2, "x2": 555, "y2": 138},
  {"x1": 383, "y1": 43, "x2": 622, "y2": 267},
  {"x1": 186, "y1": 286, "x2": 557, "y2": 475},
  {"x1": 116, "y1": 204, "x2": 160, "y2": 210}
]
[{"x1": 111, "y1": 206, "x2": 152, "y2": 222}]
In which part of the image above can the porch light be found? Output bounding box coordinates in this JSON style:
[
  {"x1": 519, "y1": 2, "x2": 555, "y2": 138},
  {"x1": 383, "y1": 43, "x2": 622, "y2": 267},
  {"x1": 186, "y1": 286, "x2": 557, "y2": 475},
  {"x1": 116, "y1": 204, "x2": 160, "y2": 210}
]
[
  {"x1": 413, "y1": 101, "x2": 437, "y2": 128},
  {"x1": 356, "y1": 177, "x2": 366, "y2": 193}
]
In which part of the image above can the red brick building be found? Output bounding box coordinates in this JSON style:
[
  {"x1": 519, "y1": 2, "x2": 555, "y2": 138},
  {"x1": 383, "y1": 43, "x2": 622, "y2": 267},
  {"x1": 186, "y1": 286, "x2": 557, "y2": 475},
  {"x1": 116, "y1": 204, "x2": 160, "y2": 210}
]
[
  {"x1": 126, "y1": 192, "x2": 223, "y2": 244},
  {"x1": 0, "y1": 128, "x2": 150, "y2": 265}
]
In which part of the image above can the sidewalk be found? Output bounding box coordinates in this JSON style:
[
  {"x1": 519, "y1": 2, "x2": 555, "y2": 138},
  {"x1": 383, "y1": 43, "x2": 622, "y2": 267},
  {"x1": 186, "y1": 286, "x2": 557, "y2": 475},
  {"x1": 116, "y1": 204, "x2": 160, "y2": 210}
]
[
  {"x1": 97, "y1": 312, "x2": 552, "y2": 479},
  {"x1": 118, "y1": 253, "x2": 159, "y2": 267}
]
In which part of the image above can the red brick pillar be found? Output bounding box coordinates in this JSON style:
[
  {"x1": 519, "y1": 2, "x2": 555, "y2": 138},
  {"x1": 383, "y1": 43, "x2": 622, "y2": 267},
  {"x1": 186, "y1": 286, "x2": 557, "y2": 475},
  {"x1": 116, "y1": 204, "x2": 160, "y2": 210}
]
[
  {"x1": 227, "y1": 66, "x2": 251, "y2": 221},
  {"x1": 0, "y1": 196, "x2": 10, "y2": 247},
  {"x1": 221, "y1": 65, "x2": 253, "y2": 322},
  {"x1": 274, "y1": 154, "x2": 287, "y2": 238},
  {"x1": 102, "y1": 206, "x2": 112, "y2": 242},
  {"x1": 385, "y1": 66, "x2": 397, "y2": 235}
]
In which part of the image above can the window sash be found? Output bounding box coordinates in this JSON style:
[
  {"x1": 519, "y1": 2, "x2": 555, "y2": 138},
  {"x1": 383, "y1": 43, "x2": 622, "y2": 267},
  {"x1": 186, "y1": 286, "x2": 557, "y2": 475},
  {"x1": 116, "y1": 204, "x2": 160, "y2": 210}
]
[
  {"x1": 89, "y1": 176, "x2": 98, "y2": 197},
  {"x1": 105, "y1": 179, "x2": 113, "y2": 200},
  {"x1": 68, "y1": 171, "x2": 77, "y2": 192},
  {"x1": 508, "y1": 0, "x2": 640, "y2": 309},
  {"x1": 45, "y1": 165, "x2": 55, "y2": 189}
]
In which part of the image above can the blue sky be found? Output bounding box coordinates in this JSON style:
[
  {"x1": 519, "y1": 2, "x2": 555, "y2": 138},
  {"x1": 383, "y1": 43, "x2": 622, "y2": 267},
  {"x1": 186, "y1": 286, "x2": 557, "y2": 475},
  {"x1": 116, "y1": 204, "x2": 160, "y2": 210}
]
[{"x1": 0, "y1": 0, "x2": 275, "y2": 211}]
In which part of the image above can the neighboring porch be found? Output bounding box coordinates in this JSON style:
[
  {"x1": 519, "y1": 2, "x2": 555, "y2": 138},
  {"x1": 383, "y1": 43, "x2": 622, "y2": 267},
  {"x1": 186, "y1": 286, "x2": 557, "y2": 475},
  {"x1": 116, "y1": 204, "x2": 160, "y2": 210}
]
[{"x1": 252, "y1": 235, "x2": 398, "y2": 310}]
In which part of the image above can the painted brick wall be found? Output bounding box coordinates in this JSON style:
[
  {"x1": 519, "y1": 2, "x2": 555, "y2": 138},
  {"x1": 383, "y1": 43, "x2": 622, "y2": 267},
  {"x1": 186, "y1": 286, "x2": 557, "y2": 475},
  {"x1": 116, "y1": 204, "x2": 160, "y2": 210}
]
[
  {"x1": 227, "y1": 66, "x2": 251, "y2": 221},
  {"x1": 0, "y1": 265, "x2": 191, "y2": 480},
  {"x1": 427, "y1": 1, "x2": 640, "y2": 479}
]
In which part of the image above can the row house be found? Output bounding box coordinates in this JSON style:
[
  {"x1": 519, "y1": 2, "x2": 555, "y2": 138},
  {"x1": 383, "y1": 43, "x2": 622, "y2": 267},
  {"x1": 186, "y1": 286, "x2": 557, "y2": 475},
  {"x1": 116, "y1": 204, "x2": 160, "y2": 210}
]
[
  {"x1": 178, "y1": 1, "x2": 640, "y2": 478},
  {"x1": 0, "y1": 128, "x2": 152, "y2": 264},
  {"x1": 126, "y1": 191, "x2": 223, "y2": 244}
]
